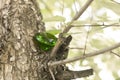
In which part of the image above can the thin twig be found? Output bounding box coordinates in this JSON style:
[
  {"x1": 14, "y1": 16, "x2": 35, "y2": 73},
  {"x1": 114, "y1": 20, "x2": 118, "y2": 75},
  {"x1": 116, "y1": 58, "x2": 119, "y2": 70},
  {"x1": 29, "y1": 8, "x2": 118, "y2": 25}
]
[
  {"x1": 48, "y1": 42, "x2": 120, "y2": 66},
  {"x1": 63, "y1": 0, "x2": 94, "y2": 33},
  {"x1": 72, "y1": 24, "x2": 120, "y2": 27},
  {"x1": 48, "y1": 68, "x2": 56, "y2": 80},
  {"x1": 71, "y1": 24, "x2": 120, "y2": 34},
  {"x1": 50, "y1": 0, "x2": 93, "y2": 58},
  {"x1": 111, "y1": 0, "x2": 120, "y2": 4},
  {"x1": 83, "y1": 27, "x2": 90, "y2": 55},
  {"x1": 69, "y1": 47, "x2": 84, "y2": 49},
  {"x1": 72, "y1": 0, "x2": 93, "y2": 21},
  {"x1": 110, "y1": 51, "x2": 120, "y2": 57}
]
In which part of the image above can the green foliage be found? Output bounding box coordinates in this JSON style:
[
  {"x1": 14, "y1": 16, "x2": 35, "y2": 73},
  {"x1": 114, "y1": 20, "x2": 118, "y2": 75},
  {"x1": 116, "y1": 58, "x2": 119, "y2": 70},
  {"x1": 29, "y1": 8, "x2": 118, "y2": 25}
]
[
  {"x1": 46, "y1": 29, "x2": 61, "y2": 35},
  {"x1": 97, "y1": 13, "x2": 109, "y2": 22},
  {"x1": 92, "y1": 0, "x2": 120, "y2": 15},
  {"x1": 38, "y1": 0, "x2": 120, "y2": 79},
  {"x1": 43, "y1": 16, "x2": 66, "y2": 22},
  {"x1": 116, "y1": 78, "x2": 120, "y2": 80},
  {"x1": 102, "y1": 0, "x2": 120, "y2": 15}
]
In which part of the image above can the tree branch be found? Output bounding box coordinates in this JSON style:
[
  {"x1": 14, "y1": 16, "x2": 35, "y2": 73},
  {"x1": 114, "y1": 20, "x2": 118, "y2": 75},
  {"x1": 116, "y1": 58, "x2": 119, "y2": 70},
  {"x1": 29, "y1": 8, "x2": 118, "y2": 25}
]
[
  {"x1": 72, "y1": 24, "x2": 120, "y2": 27},
  {"x1": 110, "y1": 51, "x2": 120, "y2": 57},
  {"x1": 63, "y1": 0, "x2": 94, "y2": 33},
  {"x1": 55, "y1": 69, "x2": 93, "y2": 80},
  {"x1": 49, "y1": 42, "x2": 120, "y2": 66},
  {"x1": 72, "y1": 0, "x2": 93, "y2": 21},
  {"x1": 50, "y1": 0, "x2": 93, "y2": 58}
]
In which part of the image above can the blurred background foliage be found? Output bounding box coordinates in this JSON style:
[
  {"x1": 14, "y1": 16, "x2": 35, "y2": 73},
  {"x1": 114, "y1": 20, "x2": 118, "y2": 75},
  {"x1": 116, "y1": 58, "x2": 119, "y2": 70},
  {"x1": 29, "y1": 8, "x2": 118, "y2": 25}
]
[{"x1": 37, "y1": 0, "x2": 120, "y2": 80}]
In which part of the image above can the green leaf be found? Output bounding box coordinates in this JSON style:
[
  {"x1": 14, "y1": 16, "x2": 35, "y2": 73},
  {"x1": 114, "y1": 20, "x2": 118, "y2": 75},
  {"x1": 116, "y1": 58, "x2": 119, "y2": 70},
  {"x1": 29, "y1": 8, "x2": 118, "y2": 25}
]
[
  {"x1": 47, "y1": 30, "x2": 61, "y2": 35},
  {"x1": 43, "y1": 16, "x2": 66, "y2": 22},
  {"x1": 72, "y1": 20, "x2": 87, "y2": 25},
  {"x1": 97, "y1": 13, "x2": 109, "y2": 22},
  {"x1": 90, "y1": 39, "x2": 108, "y2": 49},
  {"x1": 116, "y1": 78, "x2": 120, "y2": 80},
  {"x1": 103, "y1": 1, "x2": 120, "y2": 16},
  {"x1": 92, "y1": 0, "x2": 120, "y2": 16}
]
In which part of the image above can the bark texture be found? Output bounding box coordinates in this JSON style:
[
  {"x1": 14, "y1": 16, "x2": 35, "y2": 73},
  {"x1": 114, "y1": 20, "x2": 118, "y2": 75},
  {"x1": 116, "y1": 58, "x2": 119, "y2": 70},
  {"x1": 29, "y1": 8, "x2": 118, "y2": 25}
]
[
  {"x1": 0, "y1": 0, "x2": 93, "y2": 80},
  {"x1": 0, "y1": 0, "x2": 46, "y2": 80}
]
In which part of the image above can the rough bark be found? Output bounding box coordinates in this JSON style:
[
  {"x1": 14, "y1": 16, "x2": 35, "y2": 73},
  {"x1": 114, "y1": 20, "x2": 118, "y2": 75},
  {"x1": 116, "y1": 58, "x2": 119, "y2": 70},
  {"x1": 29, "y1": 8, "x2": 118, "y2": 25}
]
[
  {"x1": 0, "y1": 0, "x2": 46, "y2": 80},
  {"x1": 0, "y1": 0, "x2": 93, "y2": 80}
]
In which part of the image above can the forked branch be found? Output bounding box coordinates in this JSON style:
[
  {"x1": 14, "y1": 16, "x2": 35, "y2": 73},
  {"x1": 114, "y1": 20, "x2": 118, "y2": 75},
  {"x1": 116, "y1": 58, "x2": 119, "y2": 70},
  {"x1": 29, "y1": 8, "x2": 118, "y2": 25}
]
[
  {"x1": 49, "y1": 42, "x2": 120, "y2": 66},
  {"x1": 50, "y1": 0, "x2": 94, "y2": 58}
]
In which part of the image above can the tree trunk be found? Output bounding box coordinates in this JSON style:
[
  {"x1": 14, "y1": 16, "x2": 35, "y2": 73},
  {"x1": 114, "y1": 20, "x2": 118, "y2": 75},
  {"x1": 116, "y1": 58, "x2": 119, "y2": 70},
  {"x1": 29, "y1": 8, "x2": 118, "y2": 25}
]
[
  {"x1": 0, "y1": 0, "x2": 93, "y2": 80},
  {"x1": 0, "y1": 0, "x2": 47, "y2": 80}
]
